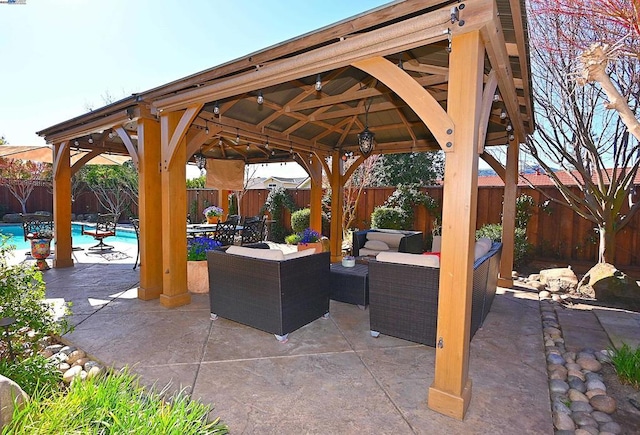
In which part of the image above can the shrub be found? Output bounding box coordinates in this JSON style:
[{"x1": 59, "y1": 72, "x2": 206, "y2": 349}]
[
  {"x1": 476, "y1": 223, "x2": 531, "y2": 267},
  {"x1": 609, "y1": 343, "x2": 640, "y2": 388},
  {"x1": 0, "y1": 354, "x2": 61, "y2": 397},
  {"x1": 285, "y1": 233, "x2": 302, "y2": 245},
  {"x1": 291, "y1": 208, "x2": 311, "y2": 233},
  {"x1": 371, "y1": 206, "x2": 407, "y2": 230},
  {"x1": 260, "y1": 187, "x2": 297, "y2": 242},
  {"x1": 383, "y1": 184, "x2": 439, "y2": 229},
  {"x1": 6, "y1": 368, "x2": 228, "y2": 433},
  {"x1": 0, "y1": 236, "x2": 72, "y2": 361}
]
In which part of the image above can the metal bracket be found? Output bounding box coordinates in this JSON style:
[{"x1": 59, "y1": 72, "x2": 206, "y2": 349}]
[{"x1": 437, "y1": 337, "x2": 444, "y2": 349}]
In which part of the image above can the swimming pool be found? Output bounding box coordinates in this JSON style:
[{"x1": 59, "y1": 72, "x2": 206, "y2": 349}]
[{"x1": 0, "y1": 223, "x2": 137, "y2": 251}]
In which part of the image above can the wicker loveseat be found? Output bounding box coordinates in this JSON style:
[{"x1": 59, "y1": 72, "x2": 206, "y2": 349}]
[
  {"x1": 207, "y1": 247, "x2": 330, "y2": 342},
  {"x1": 352, "y1": 229, "x2": 423, "y2": 257},
  {"x1": 368, "y1": 241, "x2": 502, "y2": 346}
]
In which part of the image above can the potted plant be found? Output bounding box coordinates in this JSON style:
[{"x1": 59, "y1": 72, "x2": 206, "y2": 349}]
[
  {"x1": 287, "y1": 228, "x2": 323, "y2": 254},
  {"x1": 186, "y1": 237, "x2": 222, "y2": 293},
  {"x1": 203, "y1": 205, "x2": 224, "y2": 224},
  {"x1": 28, "y1": 229, "x2": 54, "y2": 271}
]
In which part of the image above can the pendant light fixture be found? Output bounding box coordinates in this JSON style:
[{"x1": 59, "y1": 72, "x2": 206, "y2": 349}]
[
  {"x1": 194, "y1": 149, "x2": 207, "y2": 175},
  {"x1": 358, "y1": 98, "x2": 375, "y2": 156}
]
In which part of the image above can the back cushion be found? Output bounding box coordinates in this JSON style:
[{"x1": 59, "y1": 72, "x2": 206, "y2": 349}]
[
  {"x1": 431, "y1": 235, "x2": 442, "y2": 252},
  {"x1": 366, "y1": 231, "x2": 404, "y2": 249},
  {"x1": 363, "y1": 240, "x2": 390, "y2": 251},
  {"x1": 376, "y1": 251, "x2": 440, "y2": 268},
  {"x1": 283, "y1": 248, "x2": 316, "y2": 260},
  {"x1": 474, "y1": 238, "x2": 492, "y2": 261},
  {"x1": 226, "y1": 245, "x2": 285, "y2": 261}
]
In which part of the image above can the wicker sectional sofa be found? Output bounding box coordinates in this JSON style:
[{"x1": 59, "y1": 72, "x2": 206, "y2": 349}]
[
  {"x1": 207, "y1": 247, "x2": 330, "y2": 342},
  {"x1": 368, "y1": 242, "x2": 502, "y2": 346}
]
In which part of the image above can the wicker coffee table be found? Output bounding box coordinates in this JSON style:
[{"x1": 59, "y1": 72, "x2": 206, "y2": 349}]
[{"x1": 329, "y1": 263, "x2": 369, "y2": 308}]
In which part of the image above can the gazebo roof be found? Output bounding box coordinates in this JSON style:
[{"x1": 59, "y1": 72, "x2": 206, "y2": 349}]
[{"x1": 37, "y1": 0, "x2": 532, "y2": 166}]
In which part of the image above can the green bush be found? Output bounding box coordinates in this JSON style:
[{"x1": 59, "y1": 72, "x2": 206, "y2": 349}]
[
  {"x1": 371, "y1": 206, "x2": 407, "y2": 230},
  {"x1": 285, "y1": 233, "x2": 301, "y2": 245},
  {"x1": 0, "y1": 237, "x2": 72, "y2": 361},
  {"x1": 609, "y1": 343, "x2": 640, "y2": 388},
  {"x1": 290, "y1": 208, "x2": 329, "y2": 235},
  {"x1": 0, "y1": 354, "x2": 61, "y2": 397},
  {"x1": 291, "y1": 208, "x2": 311, "y2": 233},
  {"x1": 6, "y1": 368, "x2": 228, "y2": 434},
  {"x1": 260, "y1": 187, "x2": 297, "y2": 242},
  {"x1": 476, "y1": 223, "x2": 531, "y2": 267}
]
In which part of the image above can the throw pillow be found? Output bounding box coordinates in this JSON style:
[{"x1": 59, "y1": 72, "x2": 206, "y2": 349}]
[
  {"x1": 366, "y1": 231, "x2": 404, "y2": 249},
  {"x1": 364, "y1": 240, "x2": 390, "y2": 251}
]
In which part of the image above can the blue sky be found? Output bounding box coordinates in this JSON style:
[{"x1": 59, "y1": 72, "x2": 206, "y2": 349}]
[{"x1": 0, "y1": 0, "x2": 389, "y2": 160}]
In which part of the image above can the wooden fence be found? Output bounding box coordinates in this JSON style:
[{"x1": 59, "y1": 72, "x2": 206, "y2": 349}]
[{"x1": 2, "y1": 185, "x2": 638, "y2": 267}]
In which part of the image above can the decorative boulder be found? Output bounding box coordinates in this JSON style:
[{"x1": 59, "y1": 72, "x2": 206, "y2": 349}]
[
  {"x1": 540, "y1": 267, "x2": 579, "y2": 293},
  {"x1": 578, "y1": 263, "x2": 640, "y2": 310},
  {"x1": 0, "y1": 375, "x2": 29, "y2": 430}
]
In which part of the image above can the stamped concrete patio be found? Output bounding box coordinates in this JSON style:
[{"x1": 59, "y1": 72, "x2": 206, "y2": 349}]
[
  {"x1": 27, "y1": 241, "x2": 555, "y2": 434},
  {"x1": 5, "y1": 239, "x2": 582, "y2": 433}
]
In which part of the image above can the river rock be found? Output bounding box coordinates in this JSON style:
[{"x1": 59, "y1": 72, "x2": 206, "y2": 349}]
[
  {"x1": 553, "y1": 411, "x2": 575, "y2": 431},
  {"x1": 590, "y1": 394, "x2": 616, "y2": 414},
  {"x1": 576, "y1": 357, "x2": 602, "y2": 372},
  {"x1": 568, "y1": 389, "x2": 589, "y2": 402},
  {"x1": 67, "y1": 349, "x2": 86, "y2": 364},
  {"x1": 0, "y1": 375, "x2": 28, "y2": 430},
  {"x1": 586, "y1": 388, "x2": 606, "y2": 399},
  {"x1": 62, "y1": 365, "x2": 83, "y2": 383},
  {"x1": 599, "y1": 421, "x2": 622, "y2": 434}
]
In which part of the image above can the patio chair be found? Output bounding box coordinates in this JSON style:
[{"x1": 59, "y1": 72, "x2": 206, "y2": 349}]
[
  {"x1": 82, "y1": 213, "x2": 119, "y2": 251},
  {"x1": 130, "y1": 217, "x2": 140, "y2": 270},
  {"x1": 240, "y1": 215, "x2": 266, "y2": 245},
  {"x1": 20, "y1": 213, "x2": 54, "y2": 241},
  {"x1": 225, "y1": 214, "x2": 241, "y2": 225},
  {"x1": 212, "y1": 219, "x2": 238, "y2": 246}
]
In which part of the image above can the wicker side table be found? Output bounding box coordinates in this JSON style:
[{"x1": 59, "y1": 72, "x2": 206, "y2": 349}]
[{"x1": 329, "y1": 263, "x2": 369, "y2": 307}]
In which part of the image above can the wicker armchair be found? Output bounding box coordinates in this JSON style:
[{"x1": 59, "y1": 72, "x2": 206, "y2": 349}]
[
  {"x1": 207, "y1": 249, "x2": 330, "y2": 342},
  {"x1": 368, "y1": 242, "x2": 502, "y2": 346}
]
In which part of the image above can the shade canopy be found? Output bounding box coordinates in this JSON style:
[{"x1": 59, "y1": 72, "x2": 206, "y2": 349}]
[{"x1": 0, "y1": 145, "x2": 131, "y2": 166}]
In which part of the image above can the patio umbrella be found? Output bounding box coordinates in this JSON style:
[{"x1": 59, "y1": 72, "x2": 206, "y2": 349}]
[{"x1": 0, "y1": 145, "x2": 130, "y2": 165}]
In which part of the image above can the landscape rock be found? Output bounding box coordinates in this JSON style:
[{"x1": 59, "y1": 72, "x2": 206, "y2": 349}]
[
  {"x1": 577, "y1": 263, "x2": 640, "y2": 310},
  {"x1": 589, "y1": 394, "x2": 617, "y2": 414},
  {"x1": 0, "y1": 375, "x2": 28, "y2": 431},
  {"x1": 553, "y1": 411, "x2": 575, "y2": 431},
  {"x1": 540, "y1": 267, "x2": 578, "y2": 292},
  {"x1": 62, "y1": 365, "x2": 83, "y2": 383}
]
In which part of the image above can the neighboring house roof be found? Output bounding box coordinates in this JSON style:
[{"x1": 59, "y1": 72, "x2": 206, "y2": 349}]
[
  {"x1": 245, "y1": 176, "x2": 310, "y2": 189},
  {"x1": 477, "y1": 168, "x2": 640, "y2": 187}
]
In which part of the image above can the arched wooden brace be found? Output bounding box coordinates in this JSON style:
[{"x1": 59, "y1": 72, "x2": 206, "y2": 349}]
[
  {"x1": 114, "y1": 126, "x2": 140, "y2": 170},
  {"x1": 52, "y1": 142, "x2": 74, "y2": 268},
  {"x1": 352, "y1": 57, "x2": 454, "y2": 152},
  {"x1": 159, "y1": 105, "x2": 202, "y2": 308}
]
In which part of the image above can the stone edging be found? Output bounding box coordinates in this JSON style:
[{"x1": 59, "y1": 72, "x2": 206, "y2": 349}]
[{"x1": 540, "y1": 298, "x2": 622, "y2": 434}]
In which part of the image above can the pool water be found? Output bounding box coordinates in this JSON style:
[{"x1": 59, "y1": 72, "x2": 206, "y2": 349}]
[{"x1": 0, "y1": 223, "x2": 137, "y2": 251}]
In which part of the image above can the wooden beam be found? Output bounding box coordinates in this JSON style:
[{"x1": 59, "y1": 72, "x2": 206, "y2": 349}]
[
  {"x1": 352, "y1": 56, "x2": 454, "y2": 151},
  {"x1": 308, "y1": 157, "x2": 323, "y2": 236},
  {"x1": 428, "y1": 30, "x2": 484, "y2": 421},
  {"x1": 478, "y1": 70, "x2": 498, "y2": 153},
  {"x1": 52, "y1": 142, "x2": 73, "y2": 268},
  {"x1": 137, "y1": 117, "x2": 164, "y2": 300},
  {"x1": 329, "y1": 150, "x2": 344, "y2": 262},
  {"x1": 160, "y1": 111, "x2": 191, "y2": 308},
  {"x1": 45, "y1": 109, "x2": 137, "y2": 144},
  {"x1": 480, "y1": 151, "x2": 506, "y2": 181},
  {"x1": 499, "y1": 140, "x2": 519, "y2": 288}
]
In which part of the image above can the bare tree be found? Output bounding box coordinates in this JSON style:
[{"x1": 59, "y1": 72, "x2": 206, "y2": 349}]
[
  {"x1": 234, "y1": 164, "x2": 259, "y2": 216},
  {"x1": 0, "y1": 158, "x2": 51, "y2": 214},
  {"x1": 523, "y1": 0, "x2": 640, "y2": 264},
  {"x1": 342, "y1": 155, "x2": 381, "y2": 239}
]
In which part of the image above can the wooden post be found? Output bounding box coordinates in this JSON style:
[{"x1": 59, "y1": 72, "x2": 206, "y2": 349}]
[
  {"x1": 137, "y1": 117, "x2": 163, "y2": 300},
  {"x1": 428, "y1": 30, "x2": 484, "y2": 420},
  {"x1": 498, "y1": 140, "x2": 518, "y2": 287},
  {"x1": 219, "y1": 190, "x2": 230, "y2": 217},
  {"x1": 159, "y1": 111, "x2": 191, "y2": 308},
  {"x1": 328, "y1": 150, "x2": 344, "y2": 261},
  {"x1": 309, "y1": 157, "x2": 323, "y2": 235},
  {"x1": 52, "y1": 142, "x2": 73, "y2": 268}
]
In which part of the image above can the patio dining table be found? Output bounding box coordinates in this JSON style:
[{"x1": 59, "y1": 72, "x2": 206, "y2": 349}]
[{"x1": 187, "y1": 223, "x2": 244, "y2": 238}]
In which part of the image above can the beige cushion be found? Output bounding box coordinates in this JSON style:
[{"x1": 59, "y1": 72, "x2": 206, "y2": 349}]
[
  {"x1": 431, "y1": 235, "x2": 442, "y2": 252},
  {"x1": 358, "y1": 248, "x2": 382, "y2": 257},
  {"x1": 283, "y1": 249, "x2": 316, "y2": 260},
  {"x1": 366, "y1": 231, "x2": 404, "y2": 249},
  {"x1": 474, "y1": 238, "x2": 492, "y2": 261},
  {"x1": 376, "y1": 251, "x2": 439, "y2": 268},
  {"x1": 364, "y1": 240, "x2": 390, "y2": 251},
  {"x1": 226, "y1": 245, "x2": 285, "y2": 261}
]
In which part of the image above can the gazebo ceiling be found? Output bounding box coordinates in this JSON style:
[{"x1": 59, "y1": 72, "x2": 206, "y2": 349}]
[{"x1": 37, "y1": 0, "x2": 533, "y2": 167}]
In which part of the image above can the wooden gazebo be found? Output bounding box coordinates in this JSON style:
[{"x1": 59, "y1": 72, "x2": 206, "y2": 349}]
[{"x1": 37, "y1": 0, "x2": 533, "y2": 419}]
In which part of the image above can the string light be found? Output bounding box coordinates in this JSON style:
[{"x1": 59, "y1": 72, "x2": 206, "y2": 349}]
[
  {"x1": 213, "y1": 102, "x2": 220, "y2": 115},
  {"x1": 257, "y1": 91, "x2": 264, "y2": 105},
  {"x1": 315, "y1": 74, "x2": 322, "y2": 92}
]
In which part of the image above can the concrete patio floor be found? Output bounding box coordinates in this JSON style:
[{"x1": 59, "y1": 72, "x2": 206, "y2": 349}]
[{"x1": 32, "y1": 241, "x2": 554, "y2": 434}]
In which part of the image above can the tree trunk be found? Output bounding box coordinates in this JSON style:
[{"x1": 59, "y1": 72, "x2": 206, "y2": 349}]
[
  {"x1": 19, "y1": 199, "x2": 27, "y2": 214},
  {"x1": 598, "y1": 219, "x2": 616, "y2": 264}
]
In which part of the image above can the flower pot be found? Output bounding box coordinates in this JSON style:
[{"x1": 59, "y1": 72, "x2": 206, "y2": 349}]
[
  {"x1": 206, "y1": 216, "x2": 218, "y2": 224},
  {"x1": 187, "y1": 260, "x2": 209, "y2": 293},
  {"x1": 30, "y1": 238, "x2": 52, "y2": 270},
  {"x1": 297, "y1": 241, "x2": 323, "y2": 254}
]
